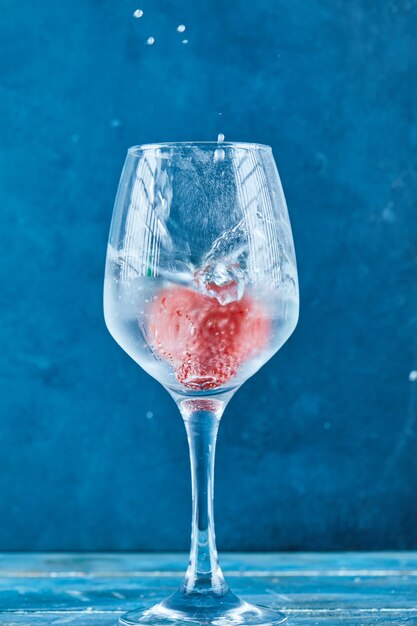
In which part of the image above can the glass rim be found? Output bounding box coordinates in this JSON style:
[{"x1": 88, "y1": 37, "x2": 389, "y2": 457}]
[{"x1": 128, "y1": 141, "x2": 272, "y2": 155}]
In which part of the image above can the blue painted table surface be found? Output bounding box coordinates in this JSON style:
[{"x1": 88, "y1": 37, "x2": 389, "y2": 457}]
[{"x1": 0, "y1": 553, "x2": 416, "y2": 625}]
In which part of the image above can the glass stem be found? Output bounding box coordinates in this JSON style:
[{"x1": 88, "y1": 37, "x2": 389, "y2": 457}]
[{"x1": 180, "y1": 399, "x2": 228, "y2": 597}]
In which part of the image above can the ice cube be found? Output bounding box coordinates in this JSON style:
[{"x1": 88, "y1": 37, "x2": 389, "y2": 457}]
[
  {"x1": 194, "y1": 261, "x2": 245, "y2": 305},
  {"x1": 192, "y1": 218, "x2": 249, "y2": 303}
]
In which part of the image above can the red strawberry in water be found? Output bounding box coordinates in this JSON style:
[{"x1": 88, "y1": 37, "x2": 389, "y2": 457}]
[{"x1": 148, "y1": 285, "x2": 270, "y2": 390}]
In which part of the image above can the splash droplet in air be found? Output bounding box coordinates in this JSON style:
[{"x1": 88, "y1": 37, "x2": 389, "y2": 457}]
[
  {"x1": 133, "y1": 9, "x2": 143, "y2": 18},
  {"x1": 217, "y1": 133, "x2": 225, "y2": 143},
  {"x1": 182, "y1": 39, "x2": 189, "y2": 45},
  {"x1": 177, "y1": 24, "x2": 186, "y2": 32},
  {"x1": 409, "y1": 370, "x2": 417, "y2": 382},
  {"x1": 146, "y1": 36, "x2": 155, "y2": 45}
]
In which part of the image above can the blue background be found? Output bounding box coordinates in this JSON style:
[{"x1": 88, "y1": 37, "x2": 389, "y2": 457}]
[{"x1": 1, "y1": 0, "x2": 416, "y2": 551}]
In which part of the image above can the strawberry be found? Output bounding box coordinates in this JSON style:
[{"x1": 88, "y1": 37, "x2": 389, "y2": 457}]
[{"x1": 148, "y1": 286, "x2": 270, "y2": 390}]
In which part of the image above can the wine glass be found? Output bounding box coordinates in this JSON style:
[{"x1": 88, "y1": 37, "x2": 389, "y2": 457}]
[{"x1": 104, "y1": 141, "x2": 299, "y2": 626}]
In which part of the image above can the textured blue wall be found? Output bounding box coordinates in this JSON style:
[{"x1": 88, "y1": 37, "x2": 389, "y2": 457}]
[{"x1": 1, "y1": 0, "x2": 416, "y2": 550}]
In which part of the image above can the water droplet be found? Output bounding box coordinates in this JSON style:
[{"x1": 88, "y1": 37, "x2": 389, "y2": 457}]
[
  {"x1": 146, "y1": 411, "x2": 154, "y2": 419},
  {"x1": 146, "y1": 36, "x2": 155, "y2": 45},
  {"x1": 213, "y1": 148, "x2": 225, "y2": 163},
  {"x1": 217, "y1": 133, "x2": 225, "y2": 143},
  {"x1": 71, "y1": 134, "x2": 79, "y2": 143},
  {"x1": 110, "y1": 118, "x2": 121, "y2": 128},
  {"x1": 133, "y1": 9, "x2": 143, "y2": 18},
  {"x1": 177, "y1": 24, "x2": 186, "y2": 32},
  {"x1": 218, "y1": 112, "x2": 223, "y2": 116},
  {"x1": 323, "y1": 421, "x2": 331, "y2": 430},
  {"x1": 409, "y1": 370, "x2": 417, "y2": 382},
  {"x1": 182, "y1": 39, "x2": 188, "y2": 45}
]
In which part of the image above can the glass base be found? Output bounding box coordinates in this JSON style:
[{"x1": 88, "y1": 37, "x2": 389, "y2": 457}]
[{"x1": 119, "y1": 588, "x2": 286, "y2": 626}]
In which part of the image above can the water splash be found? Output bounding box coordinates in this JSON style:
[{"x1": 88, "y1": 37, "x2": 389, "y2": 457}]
[
  {"x1": 213, "y1": 134, "x2": 225, "y2": 163},
  {"x1": 146, "y1": 36, "x2": 155, "y2": 45},
  {"x1": 133, "y1": 9, "x2": 143, "y2": 18},
  {"x1": 194, "y1": 262, "x2": 245, "y2": 304},
  {"x1": 213, "y1": 148, "x2": 225, "y2": 163},
  {"x1": 193, "y1": 218, "x2": 249, "y2": 304},
  {"x1": 177, "y1": 24, "x2": 186, "y2": 32},
  {"x1": 182, "y1": 39, "x2": 189, "y2": 45}
]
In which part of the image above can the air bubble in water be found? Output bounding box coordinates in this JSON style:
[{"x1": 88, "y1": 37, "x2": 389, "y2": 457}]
[
  {"x1": 133, "y1": 9, "x2": 143, "y2": 18},
  {"x1": 177, "y1": 24, "x2": 186, "y2": 32},
  {"x1": 213, "y1": 148, "x2": 225, "y2": 163},
  {"x1": 217, "y1": 133, "x2": 225, "y2": 143},
  {"x1": 146, "y1": 36, "x2": 155, "y2": 45}
]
